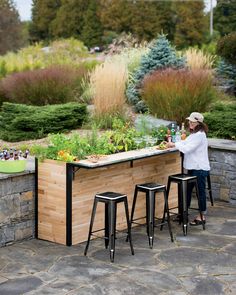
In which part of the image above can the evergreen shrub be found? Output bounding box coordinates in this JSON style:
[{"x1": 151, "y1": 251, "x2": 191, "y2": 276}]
[
  {"x1": 0, "y1": 102, "x2": 87, "y2": 142},
  {"x1": 126, "y1": 35, "x2": 185, "y2": 112},
  {"x1": 141, "y1": 68, "x2": 216, "y2": 124},
  {"x1": 204, "y1": 103, "x2": 236, "y2": 140},
  {"x1": 0, "y1": 65, "x2": 88, "y2": 106},
  {"x1": 216, "y1": 59, "x2": 236, "y2": 92}
]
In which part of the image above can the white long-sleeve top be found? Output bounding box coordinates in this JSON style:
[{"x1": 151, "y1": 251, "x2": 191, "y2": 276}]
[{"x1": 175, "y1": 131, "x2": 210, "y2": 171}]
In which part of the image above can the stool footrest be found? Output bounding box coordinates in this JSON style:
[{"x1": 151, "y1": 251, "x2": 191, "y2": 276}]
[{"x1": 132, "y1": 218, "x2": 168, "y2": 227}]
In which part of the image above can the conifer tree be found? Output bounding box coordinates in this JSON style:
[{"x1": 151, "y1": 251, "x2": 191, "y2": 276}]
[
  {"x1": 126, "y1": 35, "x2": 185, "y2": 112},
  {"x1": 50, "y1": 0, "x2": 88, "y2": 39},
  {"x1": 29, "y1": 0, "x2": 61, "y2": 42},
  {"x1": 80, "y1": 0, "x2": 103, "y2": 48}
]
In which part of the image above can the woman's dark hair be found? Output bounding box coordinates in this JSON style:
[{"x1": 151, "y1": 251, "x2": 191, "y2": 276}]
[{"x1": 190, "y1": 122, "x2": 208, "y2": 134}]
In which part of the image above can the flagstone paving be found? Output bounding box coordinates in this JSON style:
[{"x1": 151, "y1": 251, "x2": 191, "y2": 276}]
[{"x1": 0, "y1": 202, "x2": 235, "y2": 295}]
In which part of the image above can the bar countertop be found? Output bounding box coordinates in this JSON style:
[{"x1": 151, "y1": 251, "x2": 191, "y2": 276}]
[{"x1": 72, "y1": 147, "x2": 179, "y2": 169}]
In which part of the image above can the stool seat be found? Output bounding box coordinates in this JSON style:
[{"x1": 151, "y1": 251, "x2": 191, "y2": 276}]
[
  {"x1": 84, "y1": 191, "x2": 134, "y2": 262},
  {"x1": 96, "y1": 192, "x2": 127, "y2": 200},
  {"x1": 169, "y1": 174, "x2": 197, "y2": 181},
  {"x1": 136, "y1": 183, "x2": 166, "y2": 190},
  {"x1": 130, "y1": 182, "x2": 173, "y2": 248}
]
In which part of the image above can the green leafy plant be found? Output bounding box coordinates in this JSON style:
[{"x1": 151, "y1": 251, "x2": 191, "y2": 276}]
[
  {"x1": 31, "y1": 118, "x2": 142, "y2": 161},
  {"x1": 151, "y1": 126, "x2": 168, "y2": 144},
  {"x1": 108, "y1": 118, "x2": 139, "y2": 152}
]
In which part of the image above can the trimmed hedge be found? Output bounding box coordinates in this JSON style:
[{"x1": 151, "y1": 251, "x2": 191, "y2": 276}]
[
  {"x1": 204, "y1": 103, "x2": 236, "y2": 140},
  {"x1": 0, "y1": 102, "x2": 87, "y2": 142}
]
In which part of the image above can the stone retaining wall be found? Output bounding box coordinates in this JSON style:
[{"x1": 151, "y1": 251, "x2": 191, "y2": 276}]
[
  {"x1": 0, "y1": 162, "x2": 35, "y2": 247},
  {"x1": 209, "y1": 147, "x2": 236, "y2": 204}
]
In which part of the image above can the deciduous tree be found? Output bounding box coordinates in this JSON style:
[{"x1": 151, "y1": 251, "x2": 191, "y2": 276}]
[
  {"x1": 0, "y1": 0, "x2": 23, "y2": 55},
  {"x1": 214, "y1": 0, "x2": 236, "y2": 36},
  {"x1": 174, "y1": 0, "x2": 207, "y2": 48}
]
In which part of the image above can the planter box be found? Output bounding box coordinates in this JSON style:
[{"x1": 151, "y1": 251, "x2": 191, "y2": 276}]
[{"x1": 37, "y1": 149, "x2": 181, "y2": 246}]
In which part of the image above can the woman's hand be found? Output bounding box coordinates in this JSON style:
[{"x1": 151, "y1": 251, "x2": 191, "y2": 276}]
[{"x1": 166, "y1": 142, "x2": 175, "y2": 148}]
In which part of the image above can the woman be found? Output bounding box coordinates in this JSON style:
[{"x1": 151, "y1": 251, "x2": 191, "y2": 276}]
[{"x1": 166, "y1": 112, "x2": 210, "y2": 225}]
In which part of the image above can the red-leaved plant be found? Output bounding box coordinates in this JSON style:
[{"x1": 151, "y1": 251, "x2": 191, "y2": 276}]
[
  {"x1": 0, "y1": 65, "x2": 88, "y2": 106},
  {"x1": 141, "y1": 68, "x2": 217, "y2": 124}
]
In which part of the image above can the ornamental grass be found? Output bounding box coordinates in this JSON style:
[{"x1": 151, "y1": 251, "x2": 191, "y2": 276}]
[
  {"x1": 141, "y1": 68, "x2": 217, "y2": 125},
  {"x1": 185, "y1": 48, "x2": 216, "y2": 70},
  {"x1": 90, "y1": 59, "x2": 128, "y2": 126}
]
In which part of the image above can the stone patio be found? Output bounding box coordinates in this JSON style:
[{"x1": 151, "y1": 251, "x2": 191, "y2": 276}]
[{"x1": 0, "y1": 201, "x2": 235, "y2": 295}]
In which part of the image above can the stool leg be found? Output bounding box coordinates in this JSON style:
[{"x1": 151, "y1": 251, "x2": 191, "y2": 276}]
[
  {"x1": 147, "y1": 190, "x2": 155, "y2": 249},
  {"x1": 104, "y1": 203, "x2": 109, "y2": 249},
  {"x1": 163, "y1": 189, "x2": 174, "y2": 242},
  {"x1": 84, "y1": 198, "x2": 98, "y2": 256},
  {"x1": 130, "y1": 186, "x2": 138, "y2": 225},
  {"x1": 108, "y1": 201, "x2": 116, "y2": 262},
  {"x1": 181, "y1": 181, "x2": 188, "y2": 236},
  {"x1": 146, "y1": 193, "x2": 150, "y2": 237},
  {"x1": 161, "y1": 178, "x2": 170, "y2": 230},
  {"x1": 207, "y1": 175, "x2": 214, "y2": 206},
  {"x1": 126, "y1": 186, "x2": 138, "y2": 242},
  {"x1": 195, "y1": 180, "x2": 205, "y2": 230},
  {"x1": 124, "y1": 198, "x2": 134, "y2": 255},
  {"x1": 178, "y1": 183, "x2": 182, "y2": 224}
]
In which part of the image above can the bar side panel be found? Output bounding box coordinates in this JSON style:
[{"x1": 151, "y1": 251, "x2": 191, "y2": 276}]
[{"x1": 38, "y1": 160, "x2": 67, "y2": 245}]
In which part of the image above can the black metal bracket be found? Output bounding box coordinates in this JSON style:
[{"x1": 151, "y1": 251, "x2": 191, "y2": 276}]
[{"x1": 130, "y1": 160, "x2": 133, "y2": 168}]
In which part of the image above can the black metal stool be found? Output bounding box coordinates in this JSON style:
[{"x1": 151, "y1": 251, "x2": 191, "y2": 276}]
[
  {"x1": 84, "y1": 192, "x2": 134, "y2": 262},
  {"x1": 163, "y1": 174, "x2": 205, "y2": 236},
  {"x1": 207, "y1": 174, "x2": 214, "y2": 206},
  {"x1": 130, "y1": 183, "x2": 174, "y2": 249},
  {"x1": 181, "y1": 153, "x2": 214, "y2": 206}
]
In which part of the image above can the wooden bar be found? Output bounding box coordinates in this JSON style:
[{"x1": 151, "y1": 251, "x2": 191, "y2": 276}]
[{"x1": 37, "y1": 148, "x2": 181, "y2": 245}]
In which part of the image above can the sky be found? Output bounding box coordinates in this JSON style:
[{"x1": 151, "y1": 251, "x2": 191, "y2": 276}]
[
  {"x1": 14, "y1": 0, "x2": 32, "y2": 21},
  {"x1": 14, "y1": 0, "x2": 217, "y2": 22}
]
